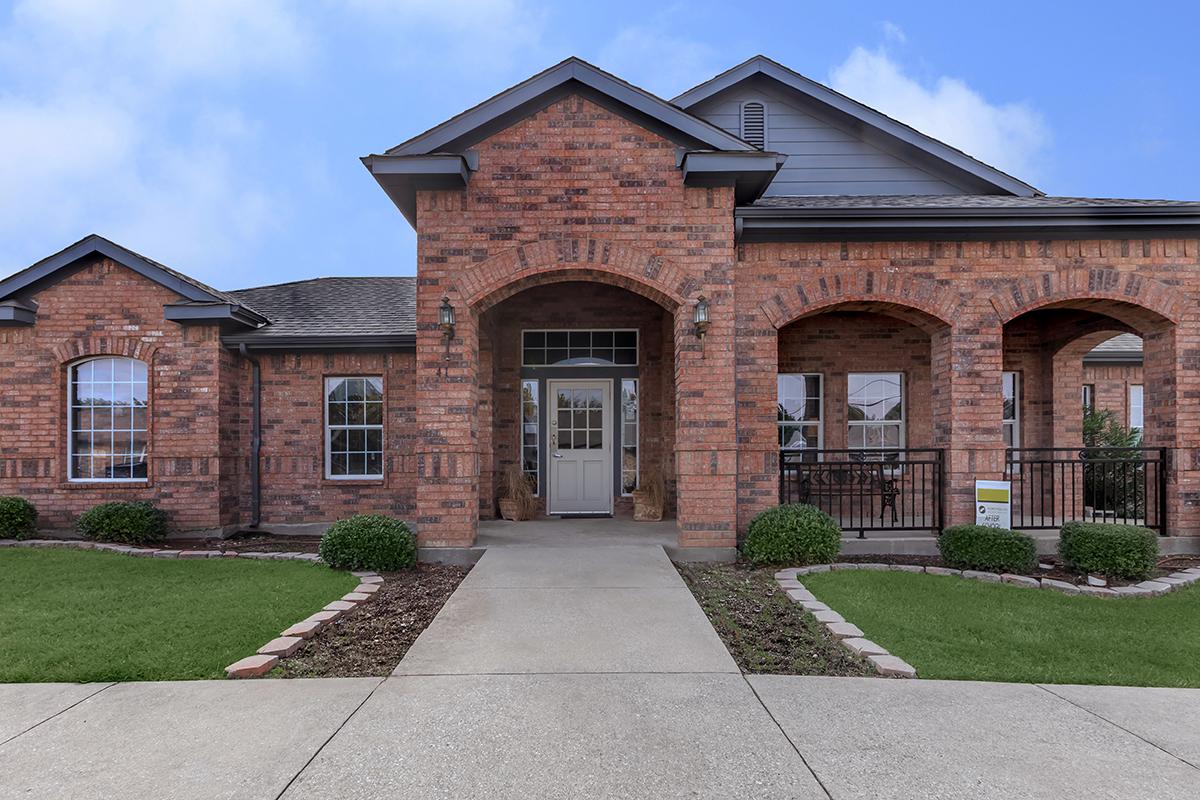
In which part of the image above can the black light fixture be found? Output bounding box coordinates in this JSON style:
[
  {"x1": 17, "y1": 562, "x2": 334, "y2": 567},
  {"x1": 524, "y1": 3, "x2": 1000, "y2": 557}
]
[
  {"x1": 438, "y1": 296, "x2": 456, "y2": 338},
  {"x1": 693, "y1": 295, "x2": 710, "y2": 340}
]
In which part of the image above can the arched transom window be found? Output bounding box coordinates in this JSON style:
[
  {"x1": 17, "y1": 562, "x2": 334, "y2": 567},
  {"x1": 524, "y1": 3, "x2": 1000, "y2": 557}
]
[{"x1": 69, "y1": 357, "x2": 149, "y2": 481}]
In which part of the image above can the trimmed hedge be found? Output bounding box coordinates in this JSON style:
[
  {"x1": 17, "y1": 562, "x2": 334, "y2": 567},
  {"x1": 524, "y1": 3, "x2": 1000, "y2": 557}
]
[
  {"x1": 0, "y1": 496, "x2": 38, "y2": 540},
  {"x1": 77, "y1": 501, "x2": 168, "y2": 545},
  {"x1": 318, "y1": 514, "x2": 416, "y2": 571},
  {"x1": 938, "y1": 525, "x2": 1038, "y2": 574},
  {"x1": 1059, "y1": 521, "x2": 1158, "y2": 580},
  {"x1": 742, "y1": 504, "x2": 841, "y2": 566}
]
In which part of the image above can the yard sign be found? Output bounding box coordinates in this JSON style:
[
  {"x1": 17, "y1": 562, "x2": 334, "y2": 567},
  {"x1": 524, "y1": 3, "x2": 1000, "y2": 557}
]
[{"x1": 975, "y1": 480, "x2": 1011, "y2": 529}]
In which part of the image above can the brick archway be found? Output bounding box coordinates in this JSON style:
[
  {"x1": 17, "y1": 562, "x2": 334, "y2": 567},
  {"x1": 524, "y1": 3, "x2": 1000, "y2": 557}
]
[
  {"x1": 760, "y1": 270, "x2": 957, "y2": 333},
  {"x1": 52, "y1": 336, "x2": 159, "y2": 365},
  {"x1": 460, "y1": 238, "x2": 697, "y2": 312},
  {"x1": 989, "y1": 268, "x2": 1184, "y2": 327}
]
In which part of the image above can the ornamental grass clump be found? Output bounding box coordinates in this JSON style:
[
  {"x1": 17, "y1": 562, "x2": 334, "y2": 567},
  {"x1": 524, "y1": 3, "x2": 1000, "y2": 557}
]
[
  {"x1": 0, "y1": 496, "x2": 38, "y2": 540},
  {"x1": 1059, "y1": 521, "x2": 1158, "y2": 580},
  {"x1": 742, "y1": 504, "x2": 841, "y2": 566},
  {"x1": 937, "y1": 524, "x2": 1038, "y2": 574},
  {"x1": 318, "y1": 514, "x2": 416, "y2": 571},
  {"x1": 77, "y1": 501, "x2": 168, "y2": 545}
]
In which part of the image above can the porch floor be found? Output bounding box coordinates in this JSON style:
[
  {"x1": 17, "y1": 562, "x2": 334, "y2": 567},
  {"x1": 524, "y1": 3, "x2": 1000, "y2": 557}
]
[{"x1": 477, "y1": 517, "x2": 676, "y2": 549}]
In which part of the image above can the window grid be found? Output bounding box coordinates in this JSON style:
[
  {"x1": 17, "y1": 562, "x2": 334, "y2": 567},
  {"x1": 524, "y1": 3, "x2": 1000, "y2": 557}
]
[
  {"x1": 777, "y1": 373, "x2": 823, "y2": 461},
  {"x1": 521, "y1": 379, "x2": 540, "y2": 495},
  {"x1": 621, "y1": 378, "x2": 639, "y2": 495},
  {"x1": 522, "y1": 329, "x2": 638, "y2": 367},
  {"x1": 847, "y1": 372, "x2": 904, "y2": 461},
  {"x1": 325, "y1": 377, "x2": 384, "y2": 479},
  {"x1": 1129, "y1": 384, "x2": 1144, "y2": 431},
  {"x1": 68, "y1": 357, "x2": 149, "y2": 482},
  {"x1": 1003, "y1": 371, "x2": 1021, "y2": 448}
]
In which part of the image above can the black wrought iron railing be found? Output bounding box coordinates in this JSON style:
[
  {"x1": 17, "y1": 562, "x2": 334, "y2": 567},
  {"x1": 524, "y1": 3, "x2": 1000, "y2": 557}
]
[
  {"x1": 779, "y1": 448, "x2": 944, "y2": 538},
  {"x1": 1004, "y1": 447, "x2": 1168, "y2": 534}
]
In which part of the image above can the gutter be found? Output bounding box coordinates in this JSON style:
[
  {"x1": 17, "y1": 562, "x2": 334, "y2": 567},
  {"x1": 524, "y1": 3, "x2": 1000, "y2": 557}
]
[{"x1": 238, "y1": 344, "x2": 263, "y2": 529}]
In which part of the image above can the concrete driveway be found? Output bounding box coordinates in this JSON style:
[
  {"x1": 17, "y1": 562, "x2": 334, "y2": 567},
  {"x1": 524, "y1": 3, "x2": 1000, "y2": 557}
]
[{"x1": 3, "y1": 543, "x2": 1199, "y2": 798}]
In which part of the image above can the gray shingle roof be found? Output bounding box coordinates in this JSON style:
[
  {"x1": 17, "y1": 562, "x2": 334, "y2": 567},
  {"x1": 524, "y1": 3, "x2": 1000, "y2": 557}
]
[
  {"x1": 226, "y1": 277, "x2": 416, "y2": 340},
  {"x1": 750, "y1": 195, "x2": 1200, "y2": 210},
  {"x1": 1089, "y1": 333, "x2": 1143, "y2": 355}
]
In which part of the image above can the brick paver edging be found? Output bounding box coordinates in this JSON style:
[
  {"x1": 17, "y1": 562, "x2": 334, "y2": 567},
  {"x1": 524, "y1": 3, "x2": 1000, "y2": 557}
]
[
  {"x1": 0, "y1": 537, "x2": 378, "y2": 679},
  {"x1": 774, "y1": 563, "x2": 1200, "y2": 679}
]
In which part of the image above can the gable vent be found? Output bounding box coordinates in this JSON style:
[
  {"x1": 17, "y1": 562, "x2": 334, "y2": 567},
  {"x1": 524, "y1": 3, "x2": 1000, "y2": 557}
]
[{"x1": 740, "y1": 101, "x2": 767, "y2": 149}]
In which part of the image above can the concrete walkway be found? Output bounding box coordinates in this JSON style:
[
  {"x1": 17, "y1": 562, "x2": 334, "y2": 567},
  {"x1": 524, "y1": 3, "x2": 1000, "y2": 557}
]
[{"x1": 3, "y1": 544, "x2": 1200, "y2": 798}]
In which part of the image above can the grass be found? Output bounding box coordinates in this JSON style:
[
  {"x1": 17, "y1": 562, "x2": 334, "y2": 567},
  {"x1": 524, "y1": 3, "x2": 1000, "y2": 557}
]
[
  {"x1": 804, "y1": 570, "x2": 1200, "y2": 687},
  {"x1": 0, "y1": 548, "x2": 356, "y2": 682},
  {"x1": 676, "y1": 563, "x2": 873, "y2": 676}
]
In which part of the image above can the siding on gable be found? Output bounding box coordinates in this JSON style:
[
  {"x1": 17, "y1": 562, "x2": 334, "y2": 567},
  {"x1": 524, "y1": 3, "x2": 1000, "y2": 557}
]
[{"x1": 689, "y1": 79, "x2": 975, "y2": 196}]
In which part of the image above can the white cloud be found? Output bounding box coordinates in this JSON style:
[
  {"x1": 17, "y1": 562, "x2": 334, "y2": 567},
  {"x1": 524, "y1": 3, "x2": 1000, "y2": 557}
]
[
  {"x1": 596, "y1": 25, "x2": 719, "y2": 97},
  {"x1": 881, "y1": 21, "x2": 907, "y2": 44},
  {"x1": 829, "y1": 46, "x2": 1049, "y2": 180},
  {"x1": 0, "y1": 1, "x2": 308, "y2": 282}
]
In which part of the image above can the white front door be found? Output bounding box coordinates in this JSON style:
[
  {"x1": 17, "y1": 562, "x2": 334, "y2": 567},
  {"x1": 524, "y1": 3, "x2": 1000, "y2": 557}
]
[{"x1": 547, "y1": 379, "x2": 612, "y2": 515}]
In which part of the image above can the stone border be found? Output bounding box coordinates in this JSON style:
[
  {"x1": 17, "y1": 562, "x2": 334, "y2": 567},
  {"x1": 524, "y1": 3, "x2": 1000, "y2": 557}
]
[
  {"x1": 774, "y1": 563, "x2": 1200, "y2": 679},
  {"x1": 0, "y1": 537, "x2": 376, "y2": 679}
]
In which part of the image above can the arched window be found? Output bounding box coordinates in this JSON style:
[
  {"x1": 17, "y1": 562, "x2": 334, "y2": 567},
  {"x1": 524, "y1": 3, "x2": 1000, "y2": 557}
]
[{"x1": 69, "y1": 357, "x2": 149, "y2": 481}]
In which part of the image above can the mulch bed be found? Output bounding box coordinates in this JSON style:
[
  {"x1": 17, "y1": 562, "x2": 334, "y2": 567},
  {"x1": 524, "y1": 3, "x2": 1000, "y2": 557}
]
[
  {"x1": 838, "y1": 552, "x2": 1200, "y2": 587},
  {"x1": 676, "y1": 562, "x2": 874, "y2": 677},
  {"x1": 185, "y1": 533, "x2": 322, "y2": 553},
  {"x1": 274, "y1": 563, "x2": 469, "y2": 678}
]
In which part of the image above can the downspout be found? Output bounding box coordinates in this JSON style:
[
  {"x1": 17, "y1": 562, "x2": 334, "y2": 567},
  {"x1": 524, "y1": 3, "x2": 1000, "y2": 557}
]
[{"x1": 238, "y1": 344, "x2": 262, "y2": 528}]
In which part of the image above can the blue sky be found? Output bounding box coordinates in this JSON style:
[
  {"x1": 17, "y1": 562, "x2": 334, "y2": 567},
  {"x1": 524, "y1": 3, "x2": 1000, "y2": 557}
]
[{"x1": 1, "y1": 1, "x2": 1196, "y2": 288}]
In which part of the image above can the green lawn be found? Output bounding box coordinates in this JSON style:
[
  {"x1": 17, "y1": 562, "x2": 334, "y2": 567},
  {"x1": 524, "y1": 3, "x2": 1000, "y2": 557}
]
[
  {"x1": 0, "y1": 549, "x2": 356, "y2": 682},
  {"x1": 803, "y1": 570, "x2": 1200, "y2": 687}
]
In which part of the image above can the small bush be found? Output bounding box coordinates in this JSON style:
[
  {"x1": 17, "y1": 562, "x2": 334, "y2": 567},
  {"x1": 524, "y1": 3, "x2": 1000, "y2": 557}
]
[
  {"x1": 0, "y1": 496, "x2": 38, "y2": 540},
  {"x1": 1059, "y1": 521, "x2": 1158, "y2": 580},
  {"x1": 938, "y1": 525, "x2": 1038, "y2": 574},
  {"x1": 319, "y1": 514, "x2": 416, "y2": 571},
  {"x1": 742, "y1": 504, "x2": 841, "y2": 566},
  {"x1": 77, "y1": 501, "x2": 168, "y2": 545}
]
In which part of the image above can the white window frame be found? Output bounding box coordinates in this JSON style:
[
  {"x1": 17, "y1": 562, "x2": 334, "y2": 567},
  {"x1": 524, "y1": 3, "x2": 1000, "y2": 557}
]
[
  {"x1": 521, "y1": 378, "x2": 541, "y2": 496},
  {"x1": 1129, "y1": 384, "x2": 1144, "y2": 431},
  {"x1": 777, "y1": 373, "x2": 824, "y2": 453},
  {"x1": 1082, "y1": 384, "x2": 1095, "y2": 410},
  {"x1": 521, "y1": 329, "x2": 639, "y2": 367},
  {"x1": 1003, "y1": 371, "x2": 1021, "y2": 448},
  {"x1": 620, "y1": 378, "x2": 639, "y2": 496},
  {"x1": 68, "y1": 356, "x2": 150, "y2": 483},
  {"x1": 847, "y1": 372, "x2": 905, "y2": 461},
  {"x1": 324, "y1": 376, "x2": 385, "y2": 480}
]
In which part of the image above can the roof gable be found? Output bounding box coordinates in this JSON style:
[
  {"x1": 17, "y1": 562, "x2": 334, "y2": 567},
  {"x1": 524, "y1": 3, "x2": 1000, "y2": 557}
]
[
  {"x1": 0, "y1": 235, "x2": 265, "y2": 328},
  {"x1": 380, "y1": 57, "x2": 757, "y2": 157},
  {"x1": 674, "y1": 56, "x2": 1040, "y2": 198}
]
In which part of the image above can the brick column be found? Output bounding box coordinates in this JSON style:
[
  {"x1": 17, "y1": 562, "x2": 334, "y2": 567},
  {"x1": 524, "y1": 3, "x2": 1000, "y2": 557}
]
[
  {"x1": 1143, "y1": 324, "x2": 1191, "y2": 534},
  {"x1": 413, "y1": 286, "x2": 479, "y2": 547},
  {"x1": 674, "y1": 292, "x2": 738, "y2": 548},
  {"x1": 931, "y1": 319, "x2": 1006, "y2": 527},
  {"x1": 734, "y1": 308, "x2": 779, "y2": 534}
]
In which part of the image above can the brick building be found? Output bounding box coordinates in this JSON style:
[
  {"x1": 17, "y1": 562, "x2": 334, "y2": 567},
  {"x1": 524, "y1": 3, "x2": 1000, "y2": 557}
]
[{"x1": 2, "y1": 56, "x2": 1198, "y2": 551}]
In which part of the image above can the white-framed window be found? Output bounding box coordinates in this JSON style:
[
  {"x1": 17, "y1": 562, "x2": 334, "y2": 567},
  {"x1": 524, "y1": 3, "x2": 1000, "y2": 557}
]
[
  {"x1": 778, "y1": 374, "x2": 823, "y2": 459},
  {"x1": 521, "y1": 379, "x2": 540, "y2": 495},
  {"x1": 1082, "y1": 384, "x2": 1095, "y2": 411},
  {"x1": 521, "y1": 330, "x2": 638, "y2": 367},
  {"x1": 1129, "y1": 384, "x2": 1144, "y2": 431},
  {"x1": 325, "y1": 377, "x2": 384, "y2": 479},
  {"x1": 68, "y1": 356, "x2": 149, "y2": 482},
  {"x1": 847, "y1": 373, "x2": 904, "y2": 459},
  {"x1": 620, "y1": 378, "x2": 639, "y2": 495},
  {"x1": 1003, "y1": 371, "x2": 1021, "y2": 448}
]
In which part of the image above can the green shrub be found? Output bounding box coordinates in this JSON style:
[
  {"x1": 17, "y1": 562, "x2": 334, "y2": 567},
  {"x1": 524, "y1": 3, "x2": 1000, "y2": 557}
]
[
  {"x1": 77, "y1": 501, "x2": 168, "y2": 545},
  {"x1": 0, "y1": 496, "x2": 38, "y2": 540},
  {"x1": 318, "y1": 514, "x2": 416, "y2": 571},
  {"x1": 937, "y1": 524, "x2": 1038, "y2": 574},
  {"x1": 1059, "y1": 521, "x2": 1158, "y2": 580},
  {"x1": 742, "y1": 504, "x2": 841, "y2": 566}
]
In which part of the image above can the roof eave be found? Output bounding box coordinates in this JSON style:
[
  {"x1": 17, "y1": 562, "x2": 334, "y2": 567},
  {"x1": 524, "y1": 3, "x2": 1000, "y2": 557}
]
[
  {"x1": 0, "y1": 304, "x2": 36, "y2": 326},
  {"x1": 222, "y1": 333, "x2": 416, "y2": 352},
  {"x1": 163, "y1": 302, "x2": 268, "y2": 328},
  {"x1": 361, "y1": 154, "x2": 472, "y2": 227},
  {"x1": 679, "y1": 150, "x2": 787, "y2": 204},
  {"x1": 1083, "y1": 351, "x2": 1143, "y2": 365}
]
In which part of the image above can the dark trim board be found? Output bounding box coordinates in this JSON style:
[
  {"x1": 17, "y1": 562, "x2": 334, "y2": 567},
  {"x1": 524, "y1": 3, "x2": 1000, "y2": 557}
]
[{"x1": 222, "y1": 334, "x2": 416, "y2": 352}]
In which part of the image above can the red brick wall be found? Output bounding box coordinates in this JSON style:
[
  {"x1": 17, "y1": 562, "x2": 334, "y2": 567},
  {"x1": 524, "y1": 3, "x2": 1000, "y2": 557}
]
[
  {"x1": 0, "y1": 256, "x2": 232, "y2": 532},
  {"x1": 253, "y1": 351, "x2": 416, "y2": 525},
  {"x1": 1083, "y1": 363, "x2": 1144, "y2": 427},
  {"x1": 482, "y1": 281, "x2": 675, "y2": 517}
]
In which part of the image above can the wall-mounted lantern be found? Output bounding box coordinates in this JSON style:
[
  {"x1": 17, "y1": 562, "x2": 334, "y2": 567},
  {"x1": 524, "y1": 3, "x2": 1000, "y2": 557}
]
[
  {"x1": 693, "y1": 295, "x2": 710, "y2": 340},
  {"x1": 438, "y1": 296, "x2": 456, "y2": 338}
]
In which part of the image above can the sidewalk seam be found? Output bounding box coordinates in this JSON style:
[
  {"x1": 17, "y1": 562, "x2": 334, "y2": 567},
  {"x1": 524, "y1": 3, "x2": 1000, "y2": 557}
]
[
  {"x1": 273, "y1": 676, "x2": 387, "y2": 799},
  {"x1": 742, "y1": 675, "x2": 834, "y2": 800},
  {"x1": 1036, "y1": 684, "x2": 1200, "y2": 771},
  {"x1": 0, "y1": 682, "x2": 114, "y2": 748}
]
